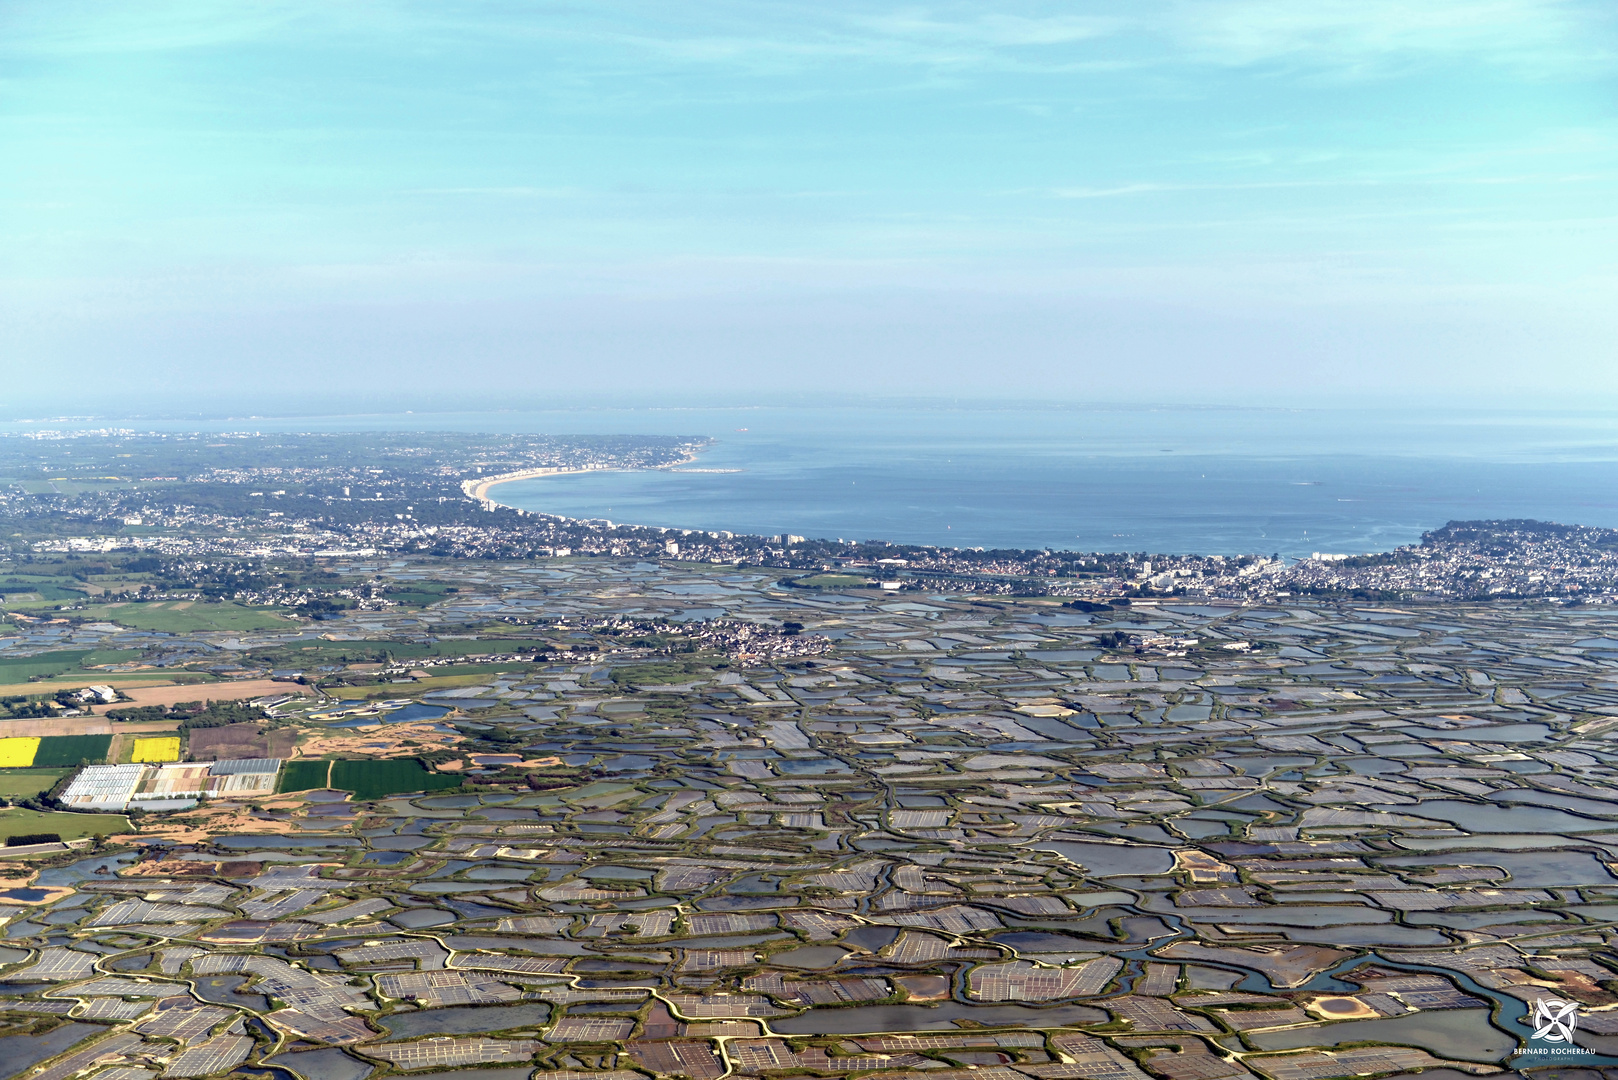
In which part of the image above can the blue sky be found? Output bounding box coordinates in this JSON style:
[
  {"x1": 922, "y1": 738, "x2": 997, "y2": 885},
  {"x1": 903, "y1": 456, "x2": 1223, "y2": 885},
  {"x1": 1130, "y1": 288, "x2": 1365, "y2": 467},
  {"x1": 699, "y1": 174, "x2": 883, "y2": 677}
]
[{"x1": 3, "y1": 0, "x2": 1616, "y2": 410}]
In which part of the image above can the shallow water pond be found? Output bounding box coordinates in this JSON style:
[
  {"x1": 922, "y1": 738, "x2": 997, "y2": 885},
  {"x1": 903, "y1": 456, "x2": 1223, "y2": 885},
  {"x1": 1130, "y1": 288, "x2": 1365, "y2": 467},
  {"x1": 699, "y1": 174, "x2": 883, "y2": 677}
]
[
  {"x1": 379, "y1": 1001, "x2": 551, "y2": 1039},
  {"x1": 1384, "y1": 848, "x2": 1618, "y2": 888},
  {"x1": 35, "y1": 852, "x2": 137, "y2": 887},
  {"x1": 194, "y1": 973, "x2": 270, "y2": 1012},
  {"x1": 1491, "y1": 789, "x2": 1618, "y2": 817},
  {"x1": 1249, "y1": 1008, "x2": 1512, "y2": 1063},
  {"x1": 843, "y1": 925, "x2": 900, "y2": 952},
  {"x1": 369, "y1": 835, "x2": 432, "y2": 850},
  {"x1": 773, "y1": 1001, "x2": 1106, "y2": 1034},
  {"x1": 389, "y1": 908, "x2": 456, "y2": 928},
  {"x1": 269, "y1": 1047, "x2": 375, "y2": 1080},
  {"x1": 0, "y1": 1022, "x2": 101, "y2": 1079},
  {"x1": 1377, "y1": 800, "x2": 1611, "y2": 834},
  {"x1": 771, "y1": 945, "x2": 851, "y2": 969},
  {"x1": 220, "y1": 835, "x2": 360, "y2": 849},
  {"x1": 1239, "y1": 923, "x2": 1448, "y2": 946},
  {"x1": 1035, "y1": 840, "x2": 1174, "y2": 877}
]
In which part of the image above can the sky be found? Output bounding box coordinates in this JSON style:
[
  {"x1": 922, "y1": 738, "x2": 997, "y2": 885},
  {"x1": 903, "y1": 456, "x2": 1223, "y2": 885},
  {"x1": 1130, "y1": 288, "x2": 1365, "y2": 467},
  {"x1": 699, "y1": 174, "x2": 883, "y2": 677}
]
[{"x1": 2, "y1": 0, "x2": 1616, "y2": 413}]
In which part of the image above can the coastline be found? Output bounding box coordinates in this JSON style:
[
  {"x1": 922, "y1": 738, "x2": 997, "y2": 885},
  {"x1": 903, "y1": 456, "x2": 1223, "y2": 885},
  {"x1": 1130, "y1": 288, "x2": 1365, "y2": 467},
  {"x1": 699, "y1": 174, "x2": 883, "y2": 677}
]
[{"x1": 462, "y1": 450, "x2": 703, "y2": 510}]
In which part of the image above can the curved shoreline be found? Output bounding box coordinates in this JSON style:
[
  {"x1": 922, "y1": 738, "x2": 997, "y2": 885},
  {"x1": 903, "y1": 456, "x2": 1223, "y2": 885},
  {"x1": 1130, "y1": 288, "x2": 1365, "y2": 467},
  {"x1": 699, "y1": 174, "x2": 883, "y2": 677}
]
[{"x1": 462, "y1": 451, "x2": 702, "y2": 510}]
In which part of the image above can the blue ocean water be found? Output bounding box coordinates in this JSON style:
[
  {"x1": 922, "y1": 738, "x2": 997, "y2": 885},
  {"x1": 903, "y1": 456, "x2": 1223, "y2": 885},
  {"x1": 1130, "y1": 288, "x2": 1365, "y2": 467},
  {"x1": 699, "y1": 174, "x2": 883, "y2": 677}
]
[
  {"x1": 10, "y1": 403, "x2": 1618, "y2": 557},
  {"x1": 485, "y1": 405, "x2": 1618, "y2": 557}
]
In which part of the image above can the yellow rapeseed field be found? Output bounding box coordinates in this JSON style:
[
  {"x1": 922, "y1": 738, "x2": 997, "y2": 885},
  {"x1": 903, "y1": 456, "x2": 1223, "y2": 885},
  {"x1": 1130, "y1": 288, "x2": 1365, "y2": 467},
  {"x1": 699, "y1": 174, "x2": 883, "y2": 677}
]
[
  {"x1": 0, "y1": 738, "x2": 40, "y2": 768},
  {"x1": 131, "y1": 737, "x2": 181, "y2": 763}
]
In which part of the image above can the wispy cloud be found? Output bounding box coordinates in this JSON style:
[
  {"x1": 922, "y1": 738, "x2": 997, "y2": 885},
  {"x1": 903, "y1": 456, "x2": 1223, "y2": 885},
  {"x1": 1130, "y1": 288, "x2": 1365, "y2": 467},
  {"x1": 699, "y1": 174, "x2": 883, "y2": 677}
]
[
  {"x1": 1163, "y1": 0, "x2": 1613, "y2": 74},
  {"x1": 0, "y1": 0, "x2": 302, "y2": 55}
]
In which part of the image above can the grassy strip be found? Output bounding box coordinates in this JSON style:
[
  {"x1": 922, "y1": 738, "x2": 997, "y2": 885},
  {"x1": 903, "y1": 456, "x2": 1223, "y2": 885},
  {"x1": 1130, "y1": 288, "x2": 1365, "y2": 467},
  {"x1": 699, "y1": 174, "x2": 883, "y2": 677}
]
[
  {"x1": 0, "y1": 808, "x2": 127, "y2": 842},
  {"x1": 0, "y1": 769, "x2": 72, "y2": 799},
  {"x1": 321, "y1": 673, "x2": 503, "y2": 700},
  {"x1": 76, "y1": 601, "x2": 293, "y2": 634}
]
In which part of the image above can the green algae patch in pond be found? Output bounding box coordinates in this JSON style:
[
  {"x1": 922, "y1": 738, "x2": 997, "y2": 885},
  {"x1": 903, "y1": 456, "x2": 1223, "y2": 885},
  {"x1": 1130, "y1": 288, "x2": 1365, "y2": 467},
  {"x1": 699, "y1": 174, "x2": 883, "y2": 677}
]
[{"x1": 283, "y1": 759, "x2": 460, "y2": 799}]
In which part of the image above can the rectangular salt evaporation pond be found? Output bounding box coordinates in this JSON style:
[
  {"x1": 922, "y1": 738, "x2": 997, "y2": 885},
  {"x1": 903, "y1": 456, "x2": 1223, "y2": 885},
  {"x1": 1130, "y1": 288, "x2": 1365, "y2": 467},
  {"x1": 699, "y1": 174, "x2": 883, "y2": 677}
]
[
  {"x1": 268, "y1": 1047, "x2": 374, "y2": 1080},
  {"x1": 218, "y1": 836, "x2": 360, "y2": 848},
  {"x1": 361, "y1": 1070, "x2": 534, "y2": 1080},
  {"x1": 0, "y1": 1022, "x2": 101, "y2": 1076},
  {"x1": 1375, "y1": 800, "x2": 1613, "y2": 834},
  {"x1": 1384, "y1": 848, "x2": 1618, "y2": 888},
  {"x1": 1158, "y1": 905, "x2": 1395, "y2": 927},
  {"x1": 1033, "y1": 841, "x2": 1174, "y2": 877},
  {"x1": 379, "y1": 1002, "x2": 552, "y2": 1039},
  {"x1": 1249, "y1": 1009, "x2": 1513, "y2": 1063},
  {"x1": 1230, "y1": 923, "x2": 1449, "y2": 946},
  {"x1": 771, "y1": 1001, "x2": 1106, "y2": 1034},
  {"x1": 1491, "y1": 789, "x2": 1618, "y2": 817}
]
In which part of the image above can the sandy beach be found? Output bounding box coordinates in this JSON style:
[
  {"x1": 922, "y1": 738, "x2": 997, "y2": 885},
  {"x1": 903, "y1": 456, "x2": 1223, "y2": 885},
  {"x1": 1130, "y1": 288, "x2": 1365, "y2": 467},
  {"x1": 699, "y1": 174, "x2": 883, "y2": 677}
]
[
  {"x1": 461, "y1": 465, "x2": 582, "y2": 507},
  {"x1": 462, "y1": 451, "x2": 702, "y2": 510}
]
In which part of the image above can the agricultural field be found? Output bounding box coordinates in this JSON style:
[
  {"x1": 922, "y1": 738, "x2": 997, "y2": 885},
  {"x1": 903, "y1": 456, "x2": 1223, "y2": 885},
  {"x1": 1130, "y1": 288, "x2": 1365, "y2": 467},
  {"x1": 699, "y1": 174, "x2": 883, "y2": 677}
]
[
  {"x1": 0, "y1": 739, "x2": 40, "y2": 769},
  {"x1": 324, "y1": 674, "x2": 493, "y2": 699},
  {"x1": 0, "y1": 736, "x2": 110, "y2": 769},
  {"x1": 278, "y1": 758, "x2": 459, "y2": 799},
  {"x1": 0, "y1": 648, "x2": 143, "y2": 682},
  {"x1": 0, "y1": 808, "x2": 127, "y2": 841},
  {"x1": 277, "y1": 759, "x2": 333, "y2": 793},
  {"x1": 0, "y1": 769, "x2": 71, "y2": 800},
  {"x1": 330, "y1": 759, "x2": 461, "y2": 800},
  {"x1": 28, "y1": 735, "x2": 113, "y2": 769},
  {"x1": 789, "y1": 572, "x2": 872, "y2": 588},
  {"x1": 130, "y1": 737, "x2": 181, "y2": 763},
  {"x1": 76, "y1": 601, "x2": 292, "y2": 634},
  {"x1": 186, "y1": 723, "x2": 296, "y2": 762}
]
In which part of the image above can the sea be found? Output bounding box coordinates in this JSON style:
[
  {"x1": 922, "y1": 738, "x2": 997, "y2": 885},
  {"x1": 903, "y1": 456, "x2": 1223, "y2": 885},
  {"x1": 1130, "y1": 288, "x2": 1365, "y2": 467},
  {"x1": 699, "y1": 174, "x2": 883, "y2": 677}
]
[{"x1": 11, "y1": 403, "x2": 1618, "y2": 558}]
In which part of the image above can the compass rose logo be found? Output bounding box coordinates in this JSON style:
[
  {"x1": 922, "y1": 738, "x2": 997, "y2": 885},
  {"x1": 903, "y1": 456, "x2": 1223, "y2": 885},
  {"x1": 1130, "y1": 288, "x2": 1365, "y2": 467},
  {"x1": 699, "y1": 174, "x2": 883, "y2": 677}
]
[{"x1": 1532, "y1": 998, "x2": 1580, "y2": 1043}]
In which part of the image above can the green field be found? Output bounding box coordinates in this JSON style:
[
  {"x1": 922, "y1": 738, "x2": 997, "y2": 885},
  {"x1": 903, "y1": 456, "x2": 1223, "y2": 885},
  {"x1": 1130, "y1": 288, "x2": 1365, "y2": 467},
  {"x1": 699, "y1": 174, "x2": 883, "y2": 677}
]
[
  {"x1": 79, "y1": 601, "x2": 292, "y2": 633},
  {"x1": 248, "y1": 638, "x2": 551, "y2": 666},
  {"x1": 407, "y1": 662, "x2": 532, "y2": 678},
  {"x1": 30, "y1": 735, "x2": 114, "y2": 768},
  {"x1": 0, "y1": 808, "x2": 127, "y2": 842},
  {"x1": 278, "y1": 759, "x2": 333, "y2": 793},
  {"x1": 610, "y1": 660, "x2": 719, "y2": 685},
  {"x1": 279, "y1": 758, "x2": 460, "y2": 798},
  {"x1": 0, "y1": 649, "x2": 145, "y2": 682},
  {"x1": 0, "y1": 769, "x2": 72, "y2": 799},
  {"x1": 0, "y1": 582, "x2": 87, "y2": 605},
  {"x1": 333, "y1": 761, "x2": 462, "y2": 803},
  {"x1": 332, "y1": 759, "x2": 461, "y2": 800},
  {"x1": 324, "y1": 673, "x2": 498, "y2": 699},
  {"x1": 791, "y1": 573, "x2": 871, "y2": 588}
]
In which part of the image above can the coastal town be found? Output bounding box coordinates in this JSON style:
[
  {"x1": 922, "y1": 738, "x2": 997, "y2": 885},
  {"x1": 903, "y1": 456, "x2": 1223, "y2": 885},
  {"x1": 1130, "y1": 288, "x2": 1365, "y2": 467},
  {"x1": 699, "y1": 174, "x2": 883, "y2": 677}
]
[{"x1": 4, "y1": 432, "x2": 1618, "y2": 606}]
